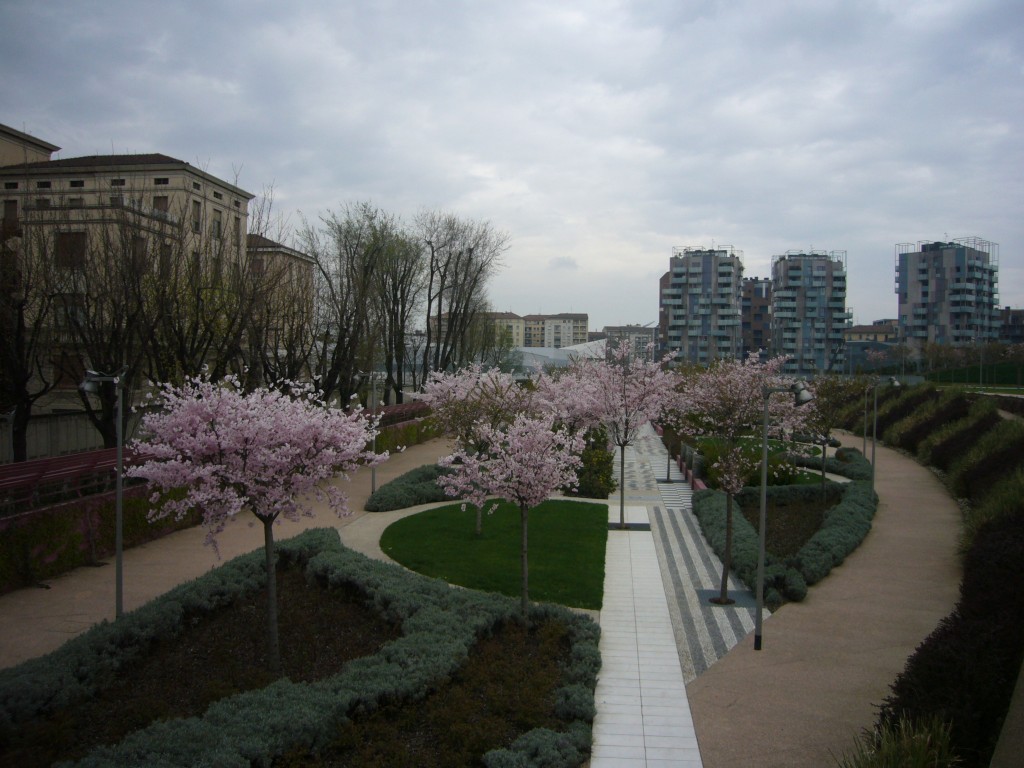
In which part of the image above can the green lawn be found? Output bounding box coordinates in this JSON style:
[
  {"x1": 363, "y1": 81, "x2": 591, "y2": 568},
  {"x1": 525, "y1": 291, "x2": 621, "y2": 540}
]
[{"x1": 380, "y1": 499, "x2": 608, "y2": 610}]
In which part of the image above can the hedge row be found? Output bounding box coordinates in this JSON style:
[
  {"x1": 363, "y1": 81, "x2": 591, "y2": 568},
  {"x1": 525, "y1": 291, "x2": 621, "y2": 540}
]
[
  {"x1": 0, "y1": 487, "x2": 199, "y2": 596},
  {"x1": 0, "y1": 528, "x2": 600, "y2": 768},
  {"x1": 692, "y1": 471, "x2": 877, "y2": 608},
  {"x1": 865, "y1": 388, "x2": 1024, "y2": 766},
  {"x1": 364, "y1": 464, "x2": 453, "y2": 512}
]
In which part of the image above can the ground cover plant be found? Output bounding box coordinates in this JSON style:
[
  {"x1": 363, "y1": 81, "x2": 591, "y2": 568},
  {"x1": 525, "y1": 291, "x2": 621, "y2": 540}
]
[
  {"x1": 847, "y1": 388, "x2": 1024, "y2": 766},
  {"x1": 381, "y1": 499, "x2": 608, "y2": 610},
  {"x1": 0, "y1": 528, "x2": 600, "y2": 767},
  {"x1": 363, "y1": 463, "x2": 453, "y2": 512}
]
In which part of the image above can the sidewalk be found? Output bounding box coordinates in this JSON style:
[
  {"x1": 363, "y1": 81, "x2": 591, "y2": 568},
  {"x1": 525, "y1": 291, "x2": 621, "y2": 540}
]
[
  {"x1": 684, "y1": 432, "x2": 962, "y2": 767},
  {"x1": 0, "y1": 437, "x2": 454, "y2": 669},
  {"x1": 0, "y1": 429, "x2": 966, "y2": 768}
]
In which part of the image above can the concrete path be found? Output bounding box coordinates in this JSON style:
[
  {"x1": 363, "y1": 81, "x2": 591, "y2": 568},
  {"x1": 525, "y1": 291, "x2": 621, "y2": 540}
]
[
  {"x1": 0, "y1": 426, "x2": 966, "y2": 768},
  {"x1": 685, "y1": 432, "x2": 962, "y2": 767},
  {"x1": 0, "y1": 437, "x2": 454, "y2": 669}
]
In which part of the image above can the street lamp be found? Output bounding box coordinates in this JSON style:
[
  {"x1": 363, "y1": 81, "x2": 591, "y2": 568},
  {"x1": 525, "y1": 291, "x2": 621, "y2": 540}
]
[
  {"x1": 871, "y1": 376, "x2": 900, "y2": 493},
  {"x1": 755, "y1": 380, "x2": 814, "y2": 651},
  {"x1": 80, "y1": 368, "x2": 127, "y2": 619}
]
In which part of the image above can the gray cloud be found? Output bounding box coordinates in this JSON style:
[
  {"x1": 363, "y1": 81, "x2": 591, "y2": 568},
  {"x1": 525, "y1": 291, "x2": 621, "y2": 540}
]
[{"x1": 2, "y1": 0, "x2": 1020, "y2": 329}]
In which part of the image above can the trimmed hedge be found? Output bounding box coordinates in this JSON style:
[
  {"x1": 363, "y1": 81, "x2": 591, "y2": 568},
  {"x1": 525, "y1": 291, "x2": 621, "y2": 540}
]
[
  {"x1": 788, "y1": 445, "x2": 873, "y2": 482},
  {"x1": 364, "y1": 463, "x2": 453, "y2": 512},
  {"x1": 882, "y1": 388, "x2": 972, "y2": 454},
  {"x1": 693, "y1": 471, "x2": 877, "y2": 606},
  {"x1": 946, "y1": 418, "x2": 1024, "y2": 505},
  {"x1": 916, "y1": 397, "x2": 1000, "y2": 471},
  {"x1": 0, "y1": 487, "x2": 198, "y2": 595},
  {"x1": 879, "y1": 510, "x2": 1024, "y2": 766},
  {"x1": 0, "y1": 528, "x2": 599, "y2": 768}
]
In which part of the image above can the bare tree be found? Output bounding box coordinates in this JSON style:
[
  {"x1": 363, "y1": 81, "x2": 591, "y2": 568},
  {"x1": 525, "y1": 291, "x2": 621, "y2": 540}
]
[
  {"x1": 0, "y1": 209, "x2": 59, "y2": 460},
  {"x1": 371, "y1": 223, "x2": 424, "y2": 403},
  {"x1": 416, "y1": 210, "x2": 508, "y2": 375},
  {"x1": 303, "y1": 202, "x2": 387, "y2": 406}
]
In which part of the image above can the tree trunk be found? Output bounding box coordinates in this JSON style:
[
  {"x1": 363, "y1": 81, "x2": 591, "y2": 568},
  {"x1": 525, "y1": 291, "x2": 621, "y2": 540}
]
[
  {"x1": 475, "y1": 505, "x2": 483, "y2": 537},
  {"x1": 262, "y1": 516, "x2": 281, "y2": 673},
  {"x1": 821, "y1": 439, "x2": 828, "y2": 501},
  {"x1": 712, "y1": 494, "x2": 735, "y2": 605},
  {"x1": 520, "y1": 502, "x2": 529, "y2": 618},
  {"x1": 619, "y1": 443, "x2": 626, "y2": 529}
]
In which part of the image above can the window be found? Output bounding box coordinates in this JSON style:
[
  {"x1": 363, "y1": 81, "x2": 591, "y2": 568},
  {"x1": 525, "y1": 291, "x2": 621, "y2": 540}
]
[
  {"x1": 109, "y1": 195, "x2": 124, "y2": 206},
  {"x1": 3, "y1": 182, "x2": 18, "y2": 190},
  {"x1": 192, "y1": 181, "x2": 201, "y2": 191},
  {"x1": 153, "y1": 195, "x2": 169, "y2": 212},
  {"x1": 56, "y1": 231, "x2": 87, "y2": 270},
  {"x1": 192, "y1": 200, "x2": 202, "y2": 233},
  {"x1": 36, "y1": 198, "x2": 51, "y2": 209},
  {"x1": 154, "y1": 177, "x2": 169, "y2": 185},
  {"x1": 3, "y1": 199, "x2": 17, "y2": 224},
  {"x1": 233, "y1": 216, "x2": 240, "y2": 247},
  {"x1": 36, "y1": 180, "x2": 51, "y2": 189},
  {"x1": 212, "y1": 209, "x2": 222, "y2": 239},
  {"x1": 110, "y1": 178, "x2": 125, "y2": 187},
  {"x1": 213, "y1": 191, "x2": 223, "y2": 200},
  {"x1": 233, "y1": 200, "x2": 240, "y2": 208},
  {"x1": 70, "y1": 180, "x2": 85, "y2": 188},
  {"x1": 68, "y1": 197, "x2": 84, "y2": 208}
]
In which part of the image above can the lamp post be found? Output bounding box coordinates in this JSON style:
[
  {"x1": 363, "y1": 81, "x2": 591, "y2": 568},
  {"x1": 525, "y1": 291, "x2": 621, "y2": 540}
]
[
  {"x1": 871, "y1": 376, "x2": 900, "y2": 493},
  {"x1": 80, "y1": 368, "x2": 127, "y2": 618},
  {"x1": 755, "y1": 380, "x2": 814, "y2": 651}
]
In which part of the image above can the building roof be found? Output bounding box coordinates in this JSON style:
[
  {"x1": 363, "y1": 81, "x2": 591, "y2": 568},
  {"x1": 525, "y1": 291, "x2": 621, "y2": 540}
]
[
  {"x1": 0, "y1": 123, "x2": 60, "y2": 154},
  {"x1": 0, "y1": 152, "x2": 255, "y2": 199}
]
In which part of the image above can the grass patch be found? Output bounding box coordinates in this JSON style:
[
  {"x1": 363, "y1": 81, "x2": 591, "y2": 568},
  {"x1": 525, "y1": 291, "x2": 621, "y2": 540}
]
[{"x1": 380, "y1": 499, "x2": 607, "y2": 610}]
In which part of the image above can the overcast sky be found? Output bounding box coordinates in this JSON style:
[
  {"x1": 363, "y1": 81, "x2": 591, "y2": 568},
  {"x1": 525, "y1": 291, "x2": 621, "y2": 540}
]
[{"x1": 2, "y1": 0, "x2": 1021, "y2": 330}]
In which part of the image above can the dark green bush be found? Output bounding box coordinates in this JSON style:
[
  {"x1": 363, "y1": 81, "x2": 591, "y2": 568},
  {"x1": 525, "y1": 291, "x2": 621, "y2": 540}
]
[
  {"x1": 883, "y1": 389, "x2": 972, "y2": 454},
  {"x1": 0, "y1": 487, "x2": 197, "y2": 595},
  {"x1": 695, "y1": 479, "x2": 877, "y2": 601},
  {"x1": 947, "y1": 418, "x2": 1024, "y2": 505},
  {"x1": 0, "y1": 528, "x2": 599, "y2": 767},
  {"x1": 565, "y1": 426, "x2": 616, "y2": 499},
  {"x1": 879, "y1": 512, "x2": 1024, "y2": 767},
  {"x1": 916, "y1": 398, "x2": 1000, "y2": 471},
  {"x1": 364, "y1": 464, "x2": 453, "y2": 512},
  {"x1": 960, "y1": 467, "x2": 1024, "y2": 554},
  {"x1": 789, "y1": 446, "x2": 872, "y2": 482},
  {"x1": 872, "y1": 384, "x2": 938, "y2": 439},
  {"x1": 791, "y1": 481, "x2": 877, "y2": 585}
]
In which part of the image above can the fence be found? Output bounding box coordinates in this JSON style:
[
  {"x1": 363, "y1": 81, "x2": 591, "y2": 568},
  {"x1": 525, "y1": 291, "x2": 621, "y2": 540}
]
[{"x1": 0, "y1": 411, "x2": 146, "y2": 464}]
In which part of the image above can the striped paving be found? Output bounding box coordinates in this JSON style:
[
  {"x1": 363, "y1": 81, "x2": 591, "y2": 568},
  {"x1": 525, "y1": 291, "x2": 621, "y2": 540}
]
[
  {"x1": 590, "y1": 424, "x2": 765, "y2": 765},
  {"x1": 623, "y1": 424, "x2": 762, "y2": 682}
]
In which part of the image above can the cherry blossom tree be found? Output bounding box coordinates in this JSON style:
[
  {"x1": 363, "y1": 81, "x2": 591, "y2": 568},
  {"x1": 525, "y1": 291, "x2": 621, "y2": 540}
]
[
  {"x1": 437, "y1": 413, "x2": 584, "y2": 617},
  {"x1": 572, "y1": 344, "x2": 680, "y2": 529},
  {"x1": 420, "y1": 364, "x2": 536, "y2": 534},
  {"x1": 128, "y1": 373, "x2": 384, "y2": 671},
  {"x1": 680, "y1": 356, "x2": 811, "y2": 604}
]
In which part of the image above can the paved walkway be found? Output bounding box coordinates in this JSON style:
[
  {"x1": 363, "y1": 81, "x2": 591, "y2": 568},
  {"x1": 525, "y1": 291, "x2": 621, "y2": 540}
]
[{"x1": 0, "y1": 427, "x2": 965, "y2": 768}]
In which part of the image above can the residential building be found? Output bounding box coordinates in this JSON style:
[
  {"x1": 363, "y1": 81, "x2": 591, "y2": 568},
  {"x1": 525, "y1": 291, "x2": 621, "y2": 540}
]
[
  {"x1": 770, "y1": 250, "x2": 851, "y2": 376},
  {"x1": 843, "y1": 320, "x2": 900, "y2": 374},
  {"x1": 1, "y1": 122, "x2": 254, "y2": 411},
  {"x1": 484, "y1": 311, "x2": 525, "y2": 347},
  {"x1": 740, "y1": 276, "x2": 772, "y2": 358},
  {"x1": 603, "y1": 324, "x2": 656, "y2": 360},
  {"x1": 999, "y1": 307, "x2": 1024, "y2": 345},
  {"x1": 659, "y1": 246, "x2": 743, "y2": 364},
  {"x1": 895, "y1": 238, "x2": 1000, "y2": 349},
  {"x1": 521, "y1": 313, "x2": 588, "y2": 348}
]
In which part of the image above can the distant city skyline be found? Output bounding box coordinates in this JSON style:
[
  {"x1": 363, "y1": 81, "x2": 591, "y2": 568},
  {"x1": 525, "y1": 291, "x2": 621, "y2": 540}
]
[{"x1": 2, "y1": 1, "x2": 1020, "y2": 332}]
